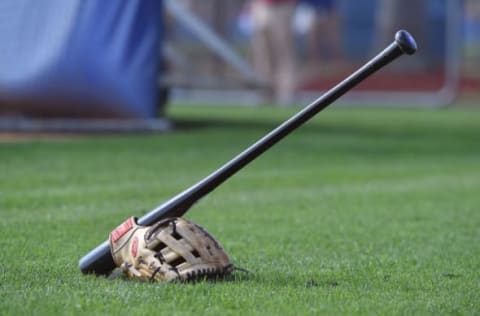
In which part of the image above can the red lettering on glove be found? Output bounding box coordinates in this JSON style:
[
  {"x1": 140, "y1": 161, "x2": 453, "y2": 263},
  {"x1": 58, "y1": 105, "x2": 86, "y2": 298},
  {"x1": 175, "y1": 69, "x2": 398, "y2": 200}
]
[
  {"x1": 131, "y1": 236, "x2": 139, "y2": 257},
  {"x1": 110, "y1": 217, "x2": 134, "y2": 243}
]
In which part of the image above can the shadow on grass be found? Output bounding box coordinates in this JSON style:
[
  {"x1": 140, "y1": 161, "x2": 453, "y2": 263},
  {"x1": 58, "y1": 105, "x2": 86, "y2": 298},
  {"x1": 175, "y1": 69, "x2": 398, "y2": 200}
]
[{"x1": 232, "y1": 271, "x2": 346, "y2": 289}]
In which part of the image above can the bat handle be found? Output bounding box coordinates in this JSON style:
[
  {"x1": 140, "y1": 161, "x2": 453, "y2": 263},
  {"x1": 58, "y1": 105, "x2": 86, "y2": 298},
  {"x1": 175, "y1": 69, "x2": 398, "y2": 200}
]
[{"x1": 395, "y1": 30, "x2": 417, "y2": 55}]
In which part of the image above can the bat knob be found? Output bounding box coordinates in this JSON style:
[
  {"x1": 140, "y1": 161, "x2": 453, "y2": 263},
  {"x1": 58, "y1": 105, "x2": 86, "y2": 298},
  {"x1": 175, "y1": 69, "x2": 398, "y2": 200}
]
[{"x1": 395, "y1": 30, "x2": 417, "y2": 55}]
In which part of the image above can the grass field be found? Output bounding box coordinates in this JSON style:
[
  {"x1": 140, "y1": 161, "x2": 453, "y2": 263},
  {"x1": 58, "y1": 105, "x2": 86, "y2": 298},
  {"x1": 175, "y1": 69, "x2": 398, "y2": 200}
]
[{"x1": 1, "y1": 105, "x2": 480, "y2": 315}]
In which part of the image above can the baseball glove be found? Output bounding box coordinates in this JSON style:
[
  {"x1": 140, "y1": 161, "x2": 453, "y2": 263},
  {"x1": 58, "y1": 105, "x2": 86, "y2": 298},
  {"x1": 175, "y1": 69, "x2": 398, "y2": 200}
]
[{"x1": 109, "y1": 217, "x2": 234, "y2": 282}]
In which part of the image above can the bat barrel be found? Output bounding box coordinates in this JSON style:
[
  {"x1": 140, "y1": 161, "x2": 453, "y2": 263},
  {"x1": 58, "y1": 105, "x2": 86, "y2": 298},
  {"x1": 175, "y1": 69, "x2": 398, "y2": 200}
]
[
  {"x1": 79, "y1": 30, "x2": 417, "y2": 276},
  {"x1": 79, "y1": 241, "x2": 114, "y2": 275}
]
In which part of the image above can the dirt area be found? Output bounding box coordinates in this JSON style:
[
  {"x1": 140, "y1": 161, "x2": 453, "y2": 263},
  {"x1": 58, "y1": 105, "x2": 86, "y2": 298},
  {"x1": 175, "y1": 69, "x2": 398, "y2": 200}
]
[{"x1": 0, "y1": 133, "x2": 85, "y2": 143}]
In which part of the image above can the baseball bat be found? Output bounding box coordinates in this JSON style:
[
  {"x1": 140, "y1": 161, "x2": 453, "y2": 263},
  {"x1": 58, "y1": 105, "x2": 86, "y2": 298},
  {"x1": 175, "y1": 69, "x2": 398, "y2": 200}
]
[{"x1": 79, "y1": 30, "x2": 417, "y2": 275}]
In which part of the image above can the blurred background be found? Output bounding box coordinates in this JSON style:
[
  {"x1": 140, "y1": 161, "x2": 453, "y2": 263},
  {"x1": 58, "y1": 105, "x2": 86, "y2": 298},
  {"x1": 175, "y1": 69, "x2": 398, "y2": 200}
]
[{"x1": 0, "y1": 0, "x2": 478, "y2": 132}]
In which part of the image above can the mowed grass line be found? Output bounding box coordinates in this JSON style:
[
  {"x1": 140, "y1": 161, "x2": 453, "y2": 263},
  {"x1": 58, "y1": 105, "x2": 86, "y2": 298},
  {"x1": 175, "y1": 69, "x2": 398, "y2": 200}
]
[{"x1": 1, "y1": 105, "x2": 479, "y2": 315}]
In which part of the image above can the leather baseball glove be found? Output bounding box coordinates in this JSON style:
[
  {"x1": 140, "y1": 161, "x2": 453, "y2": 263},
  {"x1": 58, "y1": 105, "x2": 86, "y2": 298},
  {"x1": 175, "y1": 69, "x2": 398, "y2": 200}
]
[{"x1": 109, "y1": 217, "x2": 234, "y2": 282}]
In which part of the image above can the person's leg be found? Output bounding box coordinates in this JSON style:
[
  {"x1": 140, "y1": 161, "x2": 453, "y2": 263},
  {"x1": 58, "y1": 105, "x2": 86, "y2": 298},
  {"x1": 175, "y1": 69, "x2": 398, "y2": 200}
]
[
  {"x1": 270, "y1": 4, "x2": 297, "y2": 105},
  {"x1": 251, "y1": 1, "x2": 275, "y2": 103}
]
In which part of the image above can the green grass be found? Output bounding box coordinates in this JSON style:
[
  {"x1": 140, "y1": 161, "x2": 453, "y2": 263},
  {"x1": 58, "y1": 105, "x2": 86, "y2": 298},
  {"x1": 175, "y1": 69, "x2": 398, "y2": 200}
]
[{"x1": 1, "y1": 105, "x2": 480, "y2": 315}]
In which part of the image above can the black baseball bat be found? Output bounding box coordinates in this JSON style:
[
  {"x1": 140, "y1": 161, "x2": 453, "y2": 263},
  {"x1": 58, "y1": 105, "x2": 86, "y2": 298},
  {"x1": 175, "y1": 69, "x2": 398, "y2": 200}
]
[{"x1": 79, "y1": 30, "x2": 417, "y2": 275}]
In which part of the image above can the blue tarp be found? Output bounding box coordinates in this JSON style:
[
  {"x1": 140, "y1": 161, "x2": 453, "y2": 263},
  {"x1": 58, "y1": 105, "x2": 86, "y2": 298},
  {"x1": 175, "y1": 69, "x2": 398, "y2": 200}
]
[{"x1": 0, "y1": 0, "x2": 163, "y2": 118}]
